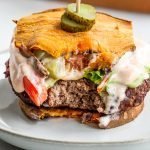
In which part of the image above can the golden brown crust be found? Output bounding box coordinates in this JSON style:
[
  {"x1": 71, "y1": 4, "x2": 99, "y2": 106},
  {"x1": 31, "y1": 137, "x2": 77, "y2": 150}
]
[
  {"x1": 14, "y1": 8, "x2": 135, "y2": 68},
  {"x1": 19, "y1": 99, "x2": 99, "y2": 120},
  {"x1": 100, "y1": 102, "x2": 144, "y2": 128},
  {"x1": 19, "y1": 100, "x2": 143, "y2": 129}
]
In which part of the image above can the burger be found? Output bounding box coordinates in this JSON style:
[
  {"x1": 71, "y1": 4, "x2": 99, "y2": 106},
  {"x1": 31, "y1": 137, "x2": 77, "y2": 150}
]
[{"x1": 5, "y1": 5, "x2": 150, "y2": 129}]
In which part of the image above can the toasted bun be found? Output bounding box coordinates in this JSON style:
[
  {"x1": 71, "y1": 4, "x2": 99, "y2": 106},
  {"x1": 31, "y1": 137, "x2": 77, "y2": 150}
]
[
  {"x1": 14, "y1": 8, "x2": 135, "y2": 68},
  {"x1": 19, "y1": 100, "x2": 143, "y2": 129}
]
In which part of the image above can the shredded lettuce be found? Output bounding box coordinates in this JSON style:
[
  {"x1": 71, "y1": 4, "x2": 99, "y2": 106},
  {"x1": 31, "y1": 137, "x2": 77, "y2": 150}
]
[{"x1": 84, "y1": 70, "x2": 105, "y2": 84}]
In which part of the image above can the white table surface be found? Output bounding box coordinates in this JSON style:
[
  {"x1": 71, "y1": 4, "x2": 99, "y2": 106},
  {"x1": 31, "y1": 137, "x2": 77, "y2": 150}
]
[{"x1": 0, "y1": 0, "x2": 150, "y2": 149}]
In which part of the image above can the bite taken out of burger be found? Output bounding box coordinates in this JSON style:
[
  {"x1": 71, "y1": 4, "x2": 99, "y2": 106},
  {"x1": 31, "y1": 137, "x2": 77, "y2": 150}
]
[{"x1": 5, "y1": 4, "x2": 150, "y2": 129}]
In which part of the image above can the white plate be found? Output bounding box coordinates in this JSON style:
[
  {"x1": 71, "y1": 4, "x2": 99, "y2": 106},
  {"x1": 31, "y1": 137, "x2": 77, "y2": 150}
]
[{"x1": 0, "y1": 51, "x2": 150, "y2": 150}]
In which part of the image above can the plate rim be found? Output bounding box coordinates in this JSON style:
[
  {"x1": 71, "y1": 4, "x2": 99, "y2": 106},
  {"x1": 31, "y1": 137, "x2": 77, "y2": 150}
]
[
  {"x1": 0, "y1": 51, "x2": 150, "y2": 145},
  {"x1": 0, "y1": 126, "x2": 149, "y2": 145}
]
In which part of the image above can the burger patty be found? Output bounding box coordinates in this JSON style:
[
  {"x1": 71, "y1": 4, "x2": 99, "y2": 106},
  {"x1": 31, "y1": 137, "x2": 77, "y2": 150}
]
[
  {"x1": 5, "y1": 60, "x2": 150, "y2": 112},
  {"x1": 121, "y1": 79, "x2": 150, "y2": 110},
  {"x1": 48, "y1": 79, "x2": 103, "y2": 110},
  {"x1": 10, "y1": 76, "x2": 150, "y2": 112},
  {"x1": 12, "y1": 78, "x2": 104, "y2": 110}
]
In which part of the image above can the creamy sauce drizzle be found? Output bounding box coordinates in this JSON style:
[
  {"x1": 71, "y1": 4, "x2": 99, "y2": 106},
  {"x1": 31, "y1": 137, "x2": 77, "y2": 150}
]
[
  {"x1": 9, "y1": 40, "x2": 150, "y2": 127},
  {"x1": 99, "y1": 113, "x2": 119, "y2": 127},
  {"x1": 99, "y1": 41, "x2": 150, "y2": 127},
  {"x1": 9, "y1": 42, "x2": 87, "y2": 93},
  {"x1": 9, "y1": 43, "x2": 45, "y2": 93}
]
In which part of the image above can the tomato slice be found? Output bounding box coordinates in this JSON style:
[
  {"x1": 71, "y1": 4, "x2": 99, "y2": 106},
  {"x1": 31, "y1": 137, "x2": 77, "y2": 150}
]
[{"x1": 23, "y1": 76, "x2": 47, "y2": 106}]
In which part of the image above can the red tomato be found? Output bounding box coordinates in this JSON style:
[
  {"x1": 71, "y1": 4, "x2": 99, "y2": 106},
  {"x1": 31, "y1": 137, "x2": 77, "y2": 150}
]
[{"x1": 23, "y1": 76, "x2": 47, "y2": 106}]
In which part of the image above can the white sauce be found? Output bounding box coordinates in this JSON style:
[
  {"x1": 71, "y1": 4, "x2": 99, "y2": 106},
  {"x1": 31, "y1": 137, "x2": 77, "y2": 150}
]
[
  {"x1": 9, "y1": 43, "x2": 45, "y2": 93},
  {"x1": 104, "y1": 84, "x2": 127, "y2": 114},
  {"x1": 99, "y1": 113, "x2": 119, "y2": 127},
  {"x1": 62, "y1": 69, "x2": 84, "y2": 80},
  {"x1": 9, "y1": 42, "x2": 86, "y2": 93},
  {"x1": 99, "y1": 115, "x2": 111, "y2": 127},
  {"x1": 102, "y1": 40, "x2": 150, "y2": 115}
]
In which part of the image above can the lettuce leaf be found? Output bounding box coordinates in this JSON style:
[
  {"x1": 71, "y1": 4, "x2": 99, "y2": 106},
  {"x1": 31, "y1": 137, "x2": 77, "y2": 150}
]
[
  {"x1": 84, "y1": 70, "x2": 105, "y2": 84},
  {"x1": 145, "y1": 66, "x2": 150, "y2": 73}
]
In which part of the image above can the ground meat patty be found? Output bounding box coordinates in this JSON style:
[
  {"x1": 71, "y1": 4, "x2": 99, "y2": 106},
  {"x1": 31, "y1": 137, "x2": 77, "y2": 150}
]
[
  {"x1": 10, "y1": 77, "x2": 150, "y2": 112},
  {"x1": 48, "y1": 79, "x2": 103, "y2": 110},
  {"x1": 120, "y1": 79, "x2": 150, "y2": 111},
  {"x1": 13, "y1": 78, "x2": 104, "y2": 110},
  {"x1": 47, "y1": 78, "x2": 150, "y2": 111}
]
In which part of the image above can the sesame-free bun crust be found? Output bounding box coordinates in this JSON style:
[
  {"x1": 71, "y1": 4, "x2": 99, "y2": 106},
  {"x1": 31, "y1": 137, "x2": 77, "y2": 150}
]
[
  {"x1": 14, "y1": 8, "x2": 135, "y2": 68},
  {"x1": 19, "y1": 100, "x2": 143, "y2": 129}
]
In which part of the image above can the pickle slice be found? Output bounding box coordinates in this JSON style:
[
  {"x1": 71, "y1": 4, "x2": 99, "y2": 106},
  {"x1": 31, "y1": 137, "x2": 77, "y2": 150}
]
[
  {"x1": 66, "y1": 3, "x2": 96, "y2": 25},
  {"x1": 61, "y1": 13, "x2": 93, "y2": 33}
]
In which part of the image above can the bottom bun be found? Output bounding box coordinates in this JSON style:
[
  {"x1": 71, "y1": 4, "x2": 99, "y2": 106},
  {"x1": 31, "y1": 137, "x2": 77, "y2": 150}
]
[{"x1": 19, "y1": 100, "x2": 144, "y2": 129}]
